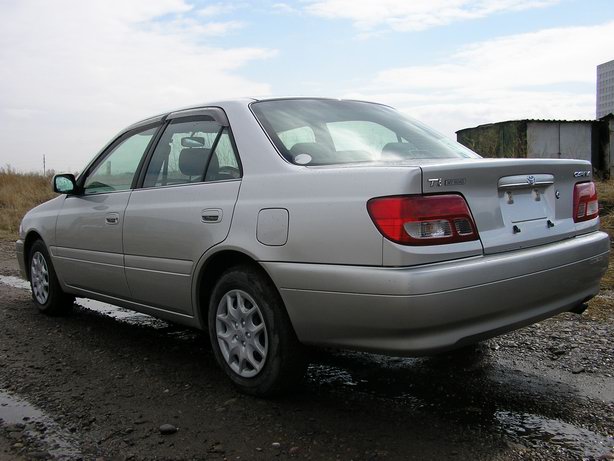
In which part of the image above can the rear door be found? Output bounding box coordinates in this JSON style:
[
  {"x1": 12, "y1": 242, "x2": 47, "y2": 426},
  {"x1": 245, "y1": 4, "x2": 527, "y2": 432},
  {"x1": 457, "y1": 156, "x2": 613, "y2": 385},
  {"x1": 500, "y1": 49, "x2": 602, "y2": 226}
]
[
  {"x1": 122, "y1": 109, "x2": 242, "y2": 315},
  {"x1": 53, "y1": 124, "x2": 159, "y2": 296}
]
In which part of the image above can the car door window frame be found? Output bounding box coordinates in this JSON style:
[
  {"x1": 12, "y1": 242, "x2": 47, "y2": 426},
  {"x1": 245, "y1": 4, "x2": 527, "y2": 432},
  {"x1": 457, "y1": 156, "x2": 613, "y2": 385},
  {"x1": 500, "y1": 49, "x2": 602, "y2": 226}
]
[
  {"x1": 204, "y1": 126, "x2": 243, "y2": 181},
  {"x1": 135, "y1": 108, "x2": 243, "y2": 190},
  {"x1": 76, "y1": 121, "x2": 163, "y2": 194}
]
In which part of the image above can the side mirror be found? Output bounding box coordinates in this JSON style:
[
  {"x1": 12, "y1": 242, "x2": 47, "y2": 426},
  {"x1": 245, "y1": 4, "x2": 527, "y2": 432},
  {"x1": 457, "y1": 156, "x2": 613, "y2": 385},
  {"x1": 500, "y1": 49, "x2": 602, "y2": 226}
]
[{"x1": 53, "y1": 174, "x2": 79, "y2": 194}]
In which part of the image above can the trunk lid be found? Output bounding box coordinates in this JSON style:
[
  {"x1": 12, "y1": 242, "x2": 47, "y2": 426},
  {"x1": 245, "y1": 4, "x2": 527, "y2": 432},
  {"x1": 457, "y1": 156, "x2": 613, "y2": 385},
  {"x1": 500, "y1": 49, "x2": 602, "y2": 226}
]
[{"x1": 418, "y1": 158, "x2": 595, "y2": 254}]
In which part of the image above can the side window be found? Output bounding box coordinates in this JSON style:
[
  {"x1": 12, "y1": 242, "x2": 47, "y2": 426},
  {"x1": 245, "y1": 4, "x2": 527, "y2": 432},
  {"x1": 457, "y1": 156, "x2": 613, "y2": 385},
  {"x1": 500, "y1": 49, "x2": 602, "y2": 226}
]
[
  {"x1": 205, "y1": 130, "x2": 241, "y2": 181},
  {"x1": 143, "y1": 118, "x2": 241, "y2": 188},
  {"x1": 277, "y1": 126, "x2": 315, "y2": 150},
  {"x1": 83, "y1": 127, "x2": 157, "y2": 195}
]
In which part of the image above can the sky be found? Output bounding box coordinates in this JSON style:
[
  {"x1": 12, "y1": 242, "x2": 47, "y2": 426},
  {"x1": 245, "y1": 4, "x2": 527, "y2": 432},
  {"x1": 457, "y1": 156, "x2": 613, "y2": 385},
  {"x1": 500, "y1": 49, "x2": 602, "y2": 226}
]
[{"x1": 0, "y1": 0, "x2": 613, "y2": 172}]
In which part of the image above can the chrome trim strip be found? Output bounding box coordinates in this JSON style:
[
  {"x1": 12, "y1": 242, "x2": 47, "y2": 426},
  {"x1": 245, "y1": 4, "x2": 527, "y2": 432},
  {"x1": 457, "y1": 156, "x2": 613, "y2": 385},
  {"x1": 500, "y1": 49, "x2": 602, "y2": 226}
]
[
  {"x1": 498, "y1": 174, "x2": 554, "y2": 190},
  {"x1": 498, "y1": 180, "x2": 554, "y2": 189}
]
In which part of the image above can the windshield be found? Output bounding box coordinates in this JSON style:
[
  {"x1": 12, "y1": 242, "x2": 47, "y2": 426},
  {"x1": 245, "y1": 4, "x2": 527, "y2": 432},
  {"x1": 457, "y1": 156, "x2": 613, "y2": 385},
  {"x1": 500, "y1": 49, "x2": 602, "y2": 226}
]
[{"x1": 251, "y1": 99, "x2": 479, "y2": 166}]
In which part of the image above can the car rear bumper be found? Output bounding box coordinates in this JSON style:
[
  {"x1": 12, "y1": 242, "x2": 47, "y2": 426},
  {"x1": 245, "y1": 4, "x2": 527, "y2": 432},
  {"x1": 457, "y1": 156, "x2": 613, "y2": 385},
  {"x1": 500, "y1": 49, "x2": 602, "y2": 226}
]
[
  {"x1": 15, "y1": 240, "x2": 26, "y2": 279},
  {"x1": 263, "y1": 231, "x2": 610, "y2": 355}
]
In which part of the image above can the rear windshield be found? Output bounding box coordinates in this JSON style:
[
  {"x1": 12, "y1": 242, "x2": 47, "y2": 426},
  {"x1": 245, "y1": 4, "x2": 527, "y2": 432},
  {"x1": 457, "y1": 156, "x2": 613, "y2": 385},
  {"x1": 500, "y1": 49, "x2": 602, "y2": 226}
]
[{"x1": 251, "y1": 99, "x2": 479, "y2": 165}]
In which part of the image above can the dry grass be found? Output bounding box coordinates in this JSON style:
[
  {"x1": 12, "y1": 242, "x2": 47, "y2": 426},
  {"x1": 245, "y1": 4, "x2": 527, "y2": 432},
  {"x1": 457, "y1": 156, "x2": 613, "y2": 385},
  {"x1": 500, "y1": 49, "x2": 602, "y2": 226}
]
[
  {"x1": 599, "y1": 212, "x2": 614, "y2": 289},
  {"x1": 596, "y1": 178, "x2": 614, "y2": 206},
  {"x1": 0, "y1": 168, "x2": 56, "y2": 239},
  {"x1": 587, "y1": 180, "x2": 614, "y2": 319},
  {"x1": 596, "y1": 180, "x2": 614, "y2": 288}
]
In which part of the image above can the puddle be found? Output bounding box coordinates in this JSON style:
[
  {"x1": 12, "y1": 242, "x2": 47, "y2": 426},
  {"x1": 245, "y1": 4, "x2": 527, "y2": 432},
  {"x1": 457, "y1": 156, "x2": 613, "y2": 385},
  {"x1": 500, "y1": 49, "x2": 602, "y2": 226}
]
[
  {"x1": 0, "y1": 275, "x2": 30, "y2": 290},
  {"x1": 309, "y1": 353, "x2": 614, "y2": 458},
  {"x1": 496, "y1": 410, "x2": 614, "y2": 458},
  {"x1": 0, "y1": 389, "x2": 83, "y2": 460},
  {"x1": 307, "y1": 348, "x2": 490, "y2": 402},
  {"x1": 75, "y1": 297, "x2": 169, "y2": 329},
  {"x1": 308, "y1": 363, "x2": 361, "y2": 387}
]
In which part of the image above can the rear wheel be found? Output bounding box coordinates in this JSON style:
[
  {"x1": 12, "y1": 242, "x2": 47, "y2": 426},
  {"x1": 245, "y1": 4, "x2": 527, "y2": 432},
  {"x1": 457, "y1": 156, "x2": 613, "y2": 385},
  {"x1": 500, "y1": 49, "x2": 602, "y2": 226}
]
[
  {"x1": 208, "y1": 265, "x2": 307, "y2": 396},
  {"x1": 29, "y1": 240, "x2": 74, "y2": 315}
]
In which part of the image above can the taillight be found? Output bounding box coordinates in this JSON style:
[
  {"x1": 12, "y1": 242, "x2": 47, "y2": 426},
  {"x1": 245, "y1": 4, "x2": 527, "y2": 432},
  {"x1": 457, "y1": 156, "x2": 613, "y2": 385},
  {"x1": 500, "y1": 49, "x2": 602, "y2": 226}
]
[
  {"x1": 367, "y1": 194, "x2": 479, "y2": 245},
  {"x1": 573, "y1": 182, "x2": 599, "y2": 222}
]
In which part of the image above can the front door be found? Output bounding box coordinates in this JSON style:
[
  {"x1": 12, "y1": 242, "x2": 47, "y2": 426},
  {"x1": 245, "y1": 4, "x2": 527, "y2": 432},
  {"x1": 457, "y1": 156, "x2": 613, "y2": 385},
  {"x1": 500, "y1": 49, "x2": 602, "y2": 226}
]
[
  {"x1": 122, "y1": 113, "x2": 242, "y2": 315},
  {"x1": 52, "y1": 125, "x2": 159, "y2": 297}
]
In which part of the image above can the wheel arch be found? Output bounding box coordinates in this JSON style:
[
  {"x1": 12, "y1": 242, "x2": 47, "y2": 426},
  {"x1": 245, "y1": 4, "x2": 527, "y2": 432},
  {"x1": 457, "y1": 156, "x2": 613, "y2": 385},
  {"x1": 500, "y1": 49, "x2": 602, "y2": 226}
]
[
  {"x1": 193, "y1": 248, "x2": 291, "y2": 332},
  {"x1": 23, "y1": 230, "x2": 45, "y2": 280}
]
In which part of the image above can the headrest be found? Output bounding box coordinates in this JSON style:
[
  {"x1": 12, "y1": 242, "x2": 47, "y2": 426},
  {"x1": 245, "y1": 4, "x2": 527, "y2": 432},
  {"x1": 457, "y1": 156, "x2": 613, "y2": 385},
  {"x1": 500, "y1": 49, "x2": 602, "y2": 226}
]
[
  {"x1": 178, "y1": 147, "x2": 211, "y2": 177},
  {"x1": 289, "y1": 142, "x2": 335, "y2": 164}
]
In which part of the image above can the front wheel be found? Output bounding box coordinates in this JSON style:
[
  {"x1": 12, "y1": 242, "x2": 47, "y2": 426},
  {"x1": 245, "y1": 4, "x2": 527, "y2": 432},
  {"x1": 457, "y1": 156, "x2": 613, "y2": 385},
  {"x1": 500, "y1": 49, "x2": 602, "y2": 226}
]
[
  {"x1": 29, "y1": 240, "x2": 74, "y2": 315},
  {"x1": 208, "y1": 265, "x2": 307, "y2": 396}
]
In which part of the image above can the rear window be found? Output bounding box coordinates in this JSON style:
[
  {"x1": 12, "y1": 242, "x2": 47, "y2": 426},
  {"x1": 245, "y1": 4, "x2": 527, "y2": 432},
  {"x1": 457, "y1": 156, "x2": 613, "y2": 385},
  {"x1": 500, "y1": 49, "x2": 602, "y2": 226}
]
[
  {"x1": 278, "y1": 126, "x2": 315, "y2": 149},
  {"x1": 251, "y1": 99, "x2": 479, "y2": 165}
]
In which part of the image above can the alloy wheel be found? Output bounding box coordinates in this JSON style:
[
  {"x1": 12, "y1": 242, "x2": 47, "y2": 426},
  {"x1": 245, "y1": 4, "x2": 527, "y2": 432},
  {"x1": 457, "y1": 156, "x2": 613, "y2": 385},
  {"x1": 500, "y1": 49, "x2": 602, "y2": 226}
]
[
  {"x1": 215, "y1": 289, "x2": 268, "y2": 378},
  {"x1": 30, "y1": 251, "x2": 50, "y2": 304}
]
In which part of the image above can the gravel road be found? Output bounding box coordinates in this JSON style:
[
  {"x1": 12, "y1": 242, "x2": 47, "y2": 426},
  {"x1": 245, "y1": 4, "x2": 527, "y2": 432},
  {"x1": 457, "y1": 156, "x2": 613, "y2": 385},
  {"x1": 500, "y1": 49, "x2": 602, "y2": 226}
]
[{"x1": 0, "y1": 239, "x2": 612, "y2": 461}]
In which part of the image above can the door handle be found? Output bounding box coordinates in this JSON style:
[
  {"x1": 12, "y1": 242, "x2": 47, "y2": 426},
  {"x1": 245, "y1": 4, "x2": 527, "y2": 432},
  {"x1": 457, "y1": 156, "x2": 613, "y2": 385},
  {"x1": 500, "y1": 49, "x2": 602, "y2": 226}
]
[
  {"x1": 105, "y1": 213, "x2": 120, "y2": 225},
  {"x1": 201, "y1": 208, "x2": 222, "y2": 223}
]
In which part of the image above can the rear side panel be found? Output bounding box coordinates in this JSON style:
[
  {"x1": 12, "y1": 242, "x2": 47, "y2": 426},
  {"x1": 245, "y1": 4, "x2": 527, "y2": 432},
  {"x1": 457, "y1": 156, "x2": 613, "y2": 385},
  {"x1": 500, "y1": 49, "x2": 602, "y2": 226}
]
[{"x1": 226, "y1": 166, "x2": 423, "y2": 266}]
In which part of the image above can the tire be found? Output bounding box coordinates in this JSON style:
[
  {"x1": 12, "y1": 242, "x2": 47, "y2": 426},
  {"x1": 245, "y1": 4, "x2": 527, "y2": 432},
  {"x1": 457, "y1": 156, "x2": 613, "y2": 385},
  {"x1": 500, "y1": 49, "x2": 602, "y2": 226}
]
[
  {"x1": 208, "y1": 265, "x2": 307, "y2": 396},
  {"x1": 28, "y1": 240, "x2": 74, "y2": 316}
]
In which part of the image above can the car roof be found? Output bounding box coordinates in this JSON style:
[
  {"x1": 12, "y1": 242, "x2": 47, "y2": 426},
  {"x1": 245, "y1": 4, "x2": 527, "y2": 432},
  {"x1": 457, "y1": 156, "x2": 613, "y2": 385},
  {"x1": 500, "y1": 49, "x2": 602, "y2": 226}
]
[{"x1": 124, "y1": 97, "x2": 391, "y2": 132}]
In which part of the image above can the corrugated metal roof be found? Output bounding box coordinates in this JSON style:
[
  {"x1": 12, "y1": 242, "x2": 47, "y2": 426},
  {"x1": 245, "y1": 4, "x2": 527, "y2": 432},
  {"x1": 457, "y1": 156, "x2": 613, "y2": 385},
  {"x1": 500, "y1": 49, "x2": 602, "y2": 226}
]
[
  {"x1": 522, "y1": 118, "x2": 595, "y2": 122},
  {"x1": 457, "y1": 118, "x2": 598, "y2": 133}
]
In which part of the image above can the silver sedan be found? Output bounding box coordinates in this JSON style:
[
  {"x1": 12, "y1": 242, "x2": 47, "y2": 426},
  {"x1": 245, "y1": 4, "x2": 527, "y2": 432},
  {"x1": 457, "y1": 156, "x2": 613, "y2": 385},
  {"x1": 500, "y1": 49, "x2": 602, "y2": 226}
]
[{"x1": 16, "y1": 98, "x2": 610, "y2": 395}]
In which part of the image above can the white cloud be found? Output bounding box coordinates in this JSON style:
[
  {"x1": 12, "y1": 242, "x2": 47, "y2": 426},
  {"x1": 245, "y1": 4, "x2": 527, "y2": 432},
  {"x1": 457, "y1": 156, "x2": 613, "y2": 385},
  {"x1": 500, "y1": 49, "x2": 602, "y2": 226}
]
[
  {"x1": 152, "y1": 18, "x2": 247, "y2": 37},
  {"x1": 305, "y1": 0, "x2": 559, "y2": 32},
  {"x1": 0, "y1": 0, "x2": 275, "y2": 172},
  {"x1": 344, "y1": 21, "x2": 614, "y2": 137},
  {"x1": 196, "y1": 3, "x2": 240, "y2": 17},
  {"x1": 272, "y1": 3, "x2": 301, "y2": 14}
]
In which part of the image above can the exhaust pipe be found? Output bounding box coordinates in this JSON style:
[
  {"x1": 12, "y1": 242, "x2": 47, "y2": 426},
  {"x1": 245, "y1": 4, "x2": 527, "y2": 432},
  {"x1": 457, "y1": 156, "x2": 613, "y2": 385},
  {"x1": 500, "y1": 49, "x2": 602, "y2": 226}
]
[{"x1": 569, "y1": 302, "x2": 588, "y2": 315}]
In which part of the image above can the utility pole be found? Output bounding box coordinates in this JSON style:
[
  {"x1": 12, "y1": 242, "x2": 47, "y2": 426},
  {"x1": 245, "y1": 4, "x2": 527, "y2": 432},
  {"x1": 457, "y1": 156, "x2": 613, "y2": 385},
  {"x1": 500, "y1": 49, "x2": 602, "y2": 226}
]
[{"x1": 43, "y1": 155, "x2": 46, "y2": 176}]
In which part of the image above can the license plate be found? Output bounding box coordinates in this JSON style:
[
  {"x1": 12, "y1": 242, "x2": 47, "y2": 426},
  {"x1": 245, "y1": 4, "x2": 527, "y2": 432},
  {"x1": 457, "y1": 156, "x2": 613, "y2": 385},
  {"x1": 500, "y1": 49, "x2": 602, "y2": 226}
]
[{"x1": 500, "y1": 188, "x2": 548, "y2": 223}]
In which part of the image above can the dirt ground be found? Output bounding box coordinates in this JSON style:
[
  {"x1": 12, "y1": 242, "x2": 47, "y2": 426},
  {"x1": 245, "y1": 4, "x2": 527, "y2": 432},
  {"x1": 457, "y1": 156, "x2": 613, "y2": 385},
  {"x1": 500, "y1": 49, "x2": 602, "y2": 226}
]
[{"x1": 0, "y1": 239, "x2": 613, "y2": 461}]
